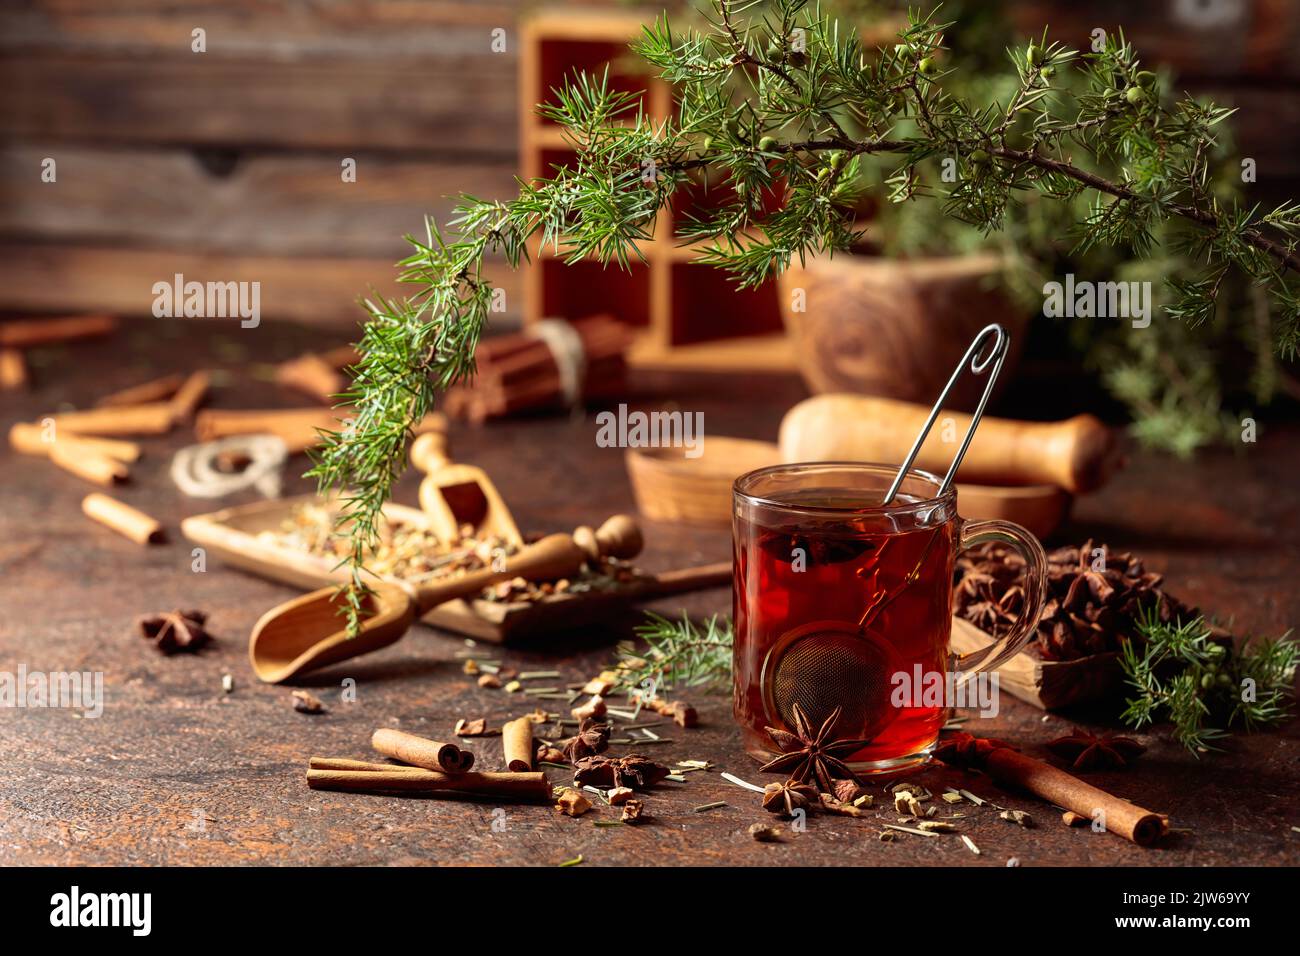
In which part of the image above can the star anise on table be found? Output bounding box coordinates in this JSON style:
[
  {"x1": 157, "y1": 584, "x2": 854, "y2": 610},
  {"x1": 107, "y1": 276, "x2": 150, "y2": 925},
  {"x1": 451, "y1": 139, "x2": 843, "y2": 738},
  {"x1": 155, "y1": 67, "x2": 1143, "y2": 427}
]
[
  {"x1": 932, "y1": 731, "x2": 1016, "y2": 770},
  {"x1": 759, "y1": 704, "x2": 872, "y2": 791},
  {"x1": 561, "y1": 718, "x2": 610, "y2": 762},
  {"x1": 762, "y1": 779, "x2": 818, "y2": 817},
  {"x1": 137, "y1": 609, "x2": 212, "y2": 655},
  {"x1": 1047, "y1": 728, "x2": 1146, "y2": 770},
  {"x1": 572, "y1": 754, "x2": 669, "y2": 790}
]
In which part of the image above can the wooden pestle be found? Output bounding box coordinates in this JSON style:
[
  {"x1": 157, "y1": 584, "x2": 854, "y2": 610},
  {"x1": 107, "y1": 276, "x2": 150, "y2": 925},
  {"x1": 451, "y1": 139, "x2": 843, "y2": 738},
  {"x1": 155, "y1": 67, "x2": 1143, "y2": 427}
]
[{"x1": 778, "y1": 394, "x2": 1121, "y2": 494}]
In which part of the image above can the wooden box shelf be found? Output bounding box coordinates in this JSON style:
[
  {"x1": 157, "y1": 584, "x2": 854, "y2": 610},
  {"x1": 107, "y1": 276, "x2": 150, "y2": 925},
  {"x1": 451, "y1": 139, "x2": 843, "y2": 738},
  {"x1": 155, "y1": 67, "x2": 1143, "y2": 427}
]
[{"x1": 519, "y1": 7, "x2": 793, "y2": 372}]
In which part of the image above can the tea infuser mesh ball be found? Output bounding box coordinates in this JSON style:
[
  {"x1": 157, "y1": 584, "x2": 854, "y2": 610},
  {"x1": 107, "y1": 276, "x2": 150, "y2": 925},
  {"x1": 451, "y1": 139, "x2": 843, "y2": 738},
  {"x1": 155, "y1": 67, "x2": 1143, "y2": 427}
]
[
  {"x1": 762, "y1": 621, "x2": 898, "y2": 740},
  {"x1": 759, "y1": 324, "x2": 1010, "y2": 738}
]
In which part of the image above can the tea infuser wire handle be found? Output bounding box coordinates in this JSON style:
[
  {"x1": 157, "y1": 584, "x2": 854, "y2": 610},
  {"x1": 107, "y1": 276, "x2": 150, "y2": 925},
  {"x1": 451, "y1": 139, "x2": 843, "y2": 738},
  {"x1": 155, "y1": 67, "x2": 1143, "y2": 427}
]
[{"x1": 881, "y1": 323, "x2": 1010, "y2": 505}]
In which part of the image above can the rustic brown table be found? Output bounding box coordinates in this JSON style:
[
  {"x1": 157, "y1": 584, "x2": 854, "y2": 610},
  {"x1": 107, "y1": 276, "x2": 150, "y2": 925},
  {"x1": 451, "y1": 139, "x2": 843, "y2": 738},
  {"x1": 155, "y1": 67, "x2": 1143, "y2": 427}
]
[{"x1": 2, "y1": 319, "x2": 1297, "y2": 867}]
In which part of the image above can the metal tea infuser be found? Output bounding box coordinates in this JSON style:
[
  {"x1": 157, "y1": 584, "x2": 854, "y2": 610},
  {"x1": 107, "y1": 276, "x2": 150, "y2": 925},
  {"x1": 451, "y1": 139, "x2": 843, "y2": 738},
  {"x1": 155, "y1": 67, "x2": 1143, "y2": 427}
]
[{"x1": 759, "y1": 324, "x2": 1011, "y2": 739}]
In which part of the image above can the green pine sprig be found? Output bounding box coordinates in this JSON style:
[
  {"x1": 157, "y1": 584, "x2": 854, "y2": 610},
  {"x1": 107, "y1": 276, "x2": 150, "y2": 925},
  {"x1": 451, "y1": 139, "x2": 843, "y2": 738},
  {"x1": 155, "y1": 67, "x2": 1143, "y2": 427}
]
[
  {"x1": 615, "y1": 612, "x2": 735, "y2": 697},
  {"x1": 1119, "y1": 606, "x2": 1297, "y2": 754},
  {"x1": 313, "y1": 0, "x2": 1300, "y2": 614}
]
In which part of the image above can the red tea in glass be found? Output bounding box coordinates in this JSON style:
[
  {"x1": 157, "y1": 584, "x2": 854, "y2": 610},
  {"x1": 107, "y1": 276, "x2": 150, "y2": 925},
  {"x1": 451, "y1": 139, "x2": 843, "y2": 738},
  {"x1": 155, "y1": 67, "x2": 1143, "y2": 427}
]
[{"x1": 733, "y1": 463, "x2": 1046, "y2": 772}]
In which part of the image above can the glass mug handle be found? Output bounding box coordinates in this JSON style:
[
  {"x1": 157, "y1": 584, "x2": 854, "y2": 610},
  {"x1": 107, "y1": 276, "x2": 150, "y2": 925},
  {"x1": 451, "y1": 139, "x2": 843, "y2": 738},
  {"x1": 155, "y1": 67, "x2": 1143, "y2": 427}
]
[{"x1": 951, "y1": 519, "x2": 1048, "y2": 676}]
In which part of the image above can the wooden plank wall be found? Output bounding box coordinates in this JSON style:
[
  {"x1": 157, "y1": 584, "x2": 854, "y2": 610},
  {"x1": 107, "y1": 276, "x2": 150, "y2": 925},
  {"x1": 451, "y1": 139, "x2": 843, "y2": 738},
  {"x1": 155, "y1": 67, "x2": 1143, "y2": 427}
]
[{"x1": 2, "y1": 0, "x2": 1297, "y2": 327}]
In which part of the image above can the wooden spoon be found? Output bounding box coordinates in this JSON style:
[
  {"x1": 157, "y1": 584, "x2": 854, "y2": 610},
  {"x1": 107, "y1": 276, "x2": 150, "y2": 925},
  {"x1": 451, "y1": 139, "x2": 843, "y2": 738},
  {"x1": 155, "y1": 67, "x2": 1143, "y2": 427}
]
[
  {"x1": 409, "y1": 431, "x2": 522, "y2": 543},
  {"x1": 248, "y1": 515, "x2": 642, "y2": 683}
]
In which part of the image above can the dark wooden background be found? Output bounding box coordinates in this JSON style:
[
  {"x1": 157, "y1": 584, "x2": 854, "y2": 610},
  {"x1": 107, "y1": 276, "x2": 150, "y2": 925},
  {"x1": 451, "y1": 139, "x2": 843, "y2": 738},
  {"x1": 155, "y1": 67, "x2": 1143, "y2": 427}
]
[{"x1": 2, "y1": 0, "x2": 1299, "y2": 327}]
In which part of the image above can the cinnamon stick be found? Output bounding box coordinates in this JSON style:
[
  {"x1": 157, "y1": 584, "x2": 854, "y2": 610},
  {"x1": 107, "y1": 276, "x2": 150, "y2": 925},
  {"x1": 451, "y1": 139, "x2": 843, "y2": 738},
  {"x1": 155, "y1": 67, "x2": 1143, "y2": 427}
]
[
  {"x1": 46, "y1": 403, "x2": 176, "y2": 436},
  {"x1": 169, "y1": 370, "x2": 211, "y2": 423},
  {"x1": 0, "y1": 348, "x2": 28, "y2": 390},
  {"x1": 502, "y1": 716, "x2": 535, "y2": 772},
  {"x1": 936, "y1": 733, "x2": 1167, "y2": 847},
  {"x1": 276, "y1": 352, "x2": 346, "y2": 404},
  {"x1": 95, "y1": 373, "x2": 184, "y2": 407},
  {"x1": 371, "y1": 728, "x2": 475, "y2": 773},
  {"x1": 9, "y1": 423, "x2": 141, "y2": 463},
  {"x1": 0, "y1": 314, "x2": 117, "y2": 349},
  {"x1": 50, "y1": 443, "x2": 129, "y2": 486},
  {"x1": 306, "y1": 768, "x2": 549, "y2": 801},
  {"x1": 984, "y1": 748, "x2": 1167, "y2": 846},
  {"x1": 82, "y1": 493, "x2": 165, "y2": 544},
  {"x1": 194, "y1": 407, "x2": 344, "y2": 452},
  {"x1": 309, "y1": 757, "x2": 426, "y2": 773}
]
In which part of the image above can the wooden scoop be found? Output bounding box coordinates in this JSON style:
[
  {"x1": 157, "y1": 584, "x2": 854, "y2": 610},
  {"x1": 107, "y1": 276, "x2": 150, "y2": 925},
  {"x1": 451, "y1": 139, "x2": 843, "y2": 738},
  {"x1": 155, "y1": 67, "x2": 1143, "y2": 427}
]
[
  {"x1": 409, "y1": 431, "x2": 522, "y2": 543},
  {"x1": 248, "y1": 514, "x2": 642, "y2": 683}
]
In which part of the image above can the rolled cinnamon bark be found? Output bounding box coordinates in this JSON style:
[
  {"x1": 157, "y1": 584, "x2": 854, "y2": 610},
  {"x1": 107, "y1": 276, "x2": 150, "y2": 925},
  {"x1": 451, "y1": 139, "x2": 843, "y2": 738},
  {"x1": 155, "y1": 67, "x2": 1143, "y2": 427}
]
[
  {"x1": 82, "y1": 493, "x2": 165, "y2": 544},
  {"x1": 309, "y1": 757, "x2": 426, "y2": 773},
  {"x1": 47, "y1": 402, "x2": 176, "y2": 436},
  {"x1": 306, "y1": 768, "x2": 549, "y2": 801},
  {"x1": 0, "y1": 348, "x2": 27, "y2": 390},
  {"x1": 51, "y1": 443, "x2": 129, "y2": 486},
  {"x1": 985, "y1": 748, "x2": 1167, "y2": 846},
  {"x1": 502, "y1": 716, "x2": 535, "y2": 772},
  {"x1": 96, "y1": 373, "x2": 184, "y2": 407},
  {"x1": 9, "y1": 423, "x2": 141, "y2": 463},
  {"x1": 371, "y1": 728, "x2": 475, "y2": 773},
  {"x1": 0, "y1": 314, "x2": 116, "y2": 349},
  {"x1": 194, "y1": 407, "x2": 344, "y2": 452},
  {"x1": 169, "y1": 370, "x2": 211, "y2": 423},
  {"x1": 276, "y1": 352, "x2": 345, "y2": 404}
]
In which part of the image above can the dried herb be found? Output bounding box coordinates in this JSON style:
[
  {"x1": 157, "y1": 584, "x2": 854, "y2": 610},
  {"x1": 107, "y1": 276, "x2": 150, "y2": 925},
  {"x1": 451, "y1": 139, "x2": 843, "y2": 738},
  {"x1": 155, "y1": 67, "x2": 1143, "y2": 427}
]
[
  {"x1": 761, "y1": 780, "x2": 817, "y2": 817},
  {"x1": 561, "y1": 718, "x2": 610, "y2": 762},
  {"x1": 1047, "y1": 728, "x2": 1146, "y2": 770},
  {"x1": 759, "y1": 703, "x2": 870, "y2": 791},
  {"x1": 818, "y1": 793, "x2": 867, "y2": 818},
  {"x1": 572, "y1": 754, "x2": 669, "y2": 791},
  {"x1": 1000, "y1": 809, "x2": 1035, "y2": 828},
  {"x1": 832, "y1": 779, "x2": 866, "y2": 804},
  {"x1": 954, "y1": 540, "x2": 1196, "y2": 661},
  {"x1": 454, "y1": 718, "x2": 492, "y2": 737},
  {"x1": 137, "y1": 609, "x2": 212, "y2": 654},
  {"x1": 291, "y1": 690, "x2": 324, "y2": 715}
]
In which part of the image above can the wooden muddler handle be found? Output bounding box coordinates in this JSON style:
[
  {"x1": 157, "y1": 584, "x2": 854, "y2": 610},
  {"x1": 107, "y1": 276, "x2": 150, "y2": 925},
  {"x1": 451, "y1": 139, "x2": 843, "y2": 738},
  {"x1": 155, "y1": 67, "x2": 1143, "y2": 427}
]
[
  {"x1": 502, "y1": 717, "x2": 535, "y2": 772},
  {"x1": 779, "y1": 394, "x2": 1120, "y2": 494},
  {"x1": 371, "y1": 728, "x2": 474, "y2": 773},
  {"x1": 985, "y1": 748, "x2": 1166, "y2": 846},
  {"x1": 306, "y1": 768, "x2": 550, "y2": 801}
]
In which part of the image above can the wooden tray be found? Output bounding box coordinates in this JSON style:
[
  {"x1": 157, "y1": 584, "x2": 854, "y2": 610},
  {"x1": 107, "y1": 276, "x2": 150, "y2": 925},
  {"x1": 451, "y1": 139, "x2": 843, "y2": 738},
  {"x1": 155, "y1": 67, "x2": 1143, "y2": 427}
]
[
  {"x1": 181, "y1": 496, "x2": 730, "y2": 643},
  {"x1": 951, "y1": 617, "x2": 1122, "y2": 710}
]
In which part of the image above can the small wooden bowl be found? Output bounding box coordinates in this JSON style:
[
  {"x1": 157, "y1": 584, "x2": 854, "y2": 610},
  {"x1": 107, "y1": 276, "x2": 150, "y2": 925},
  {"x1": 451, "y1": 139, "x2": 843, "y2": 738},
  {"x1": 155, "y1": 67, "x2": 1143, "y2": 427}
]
[
  {"x1": 625, "y1": 437, "x2": 1071, "y2": 538},
  {"x1": 625, "y1": 437, "x2": 782, "y2": 527}
]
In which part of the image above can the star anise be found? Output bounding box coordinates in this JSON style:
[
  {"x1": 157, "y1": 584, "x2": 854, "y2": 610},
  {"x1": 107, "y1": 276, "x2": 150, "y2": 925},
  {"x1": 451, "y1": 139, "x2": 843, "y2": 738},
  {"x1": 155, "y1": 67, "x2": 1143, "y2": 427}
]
[
  {"x1": 759, "y1": 704, "x2": 871, "y2": 791},
  {"x1": 932, "y1": 731, "x2": 1016, "y2": 770},
  {"x1": 137, "y1": 609, "x2": 212, "y2": 654},
  {"x1": 572, "y1": 754, "x2": 669, "y2": 790},
  {"x1": 1047, "y1": 728, "x2": 1145, "y2": 770},
  {"x1": 953, "y1": 540, "x2": 1200, "y2": 661},
  {"x1": 561, "y1": 718, "x2": 610, "y2": 762},
  {"x1": 762, "y1": 779, "x2": 818, "y2": 817}
]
